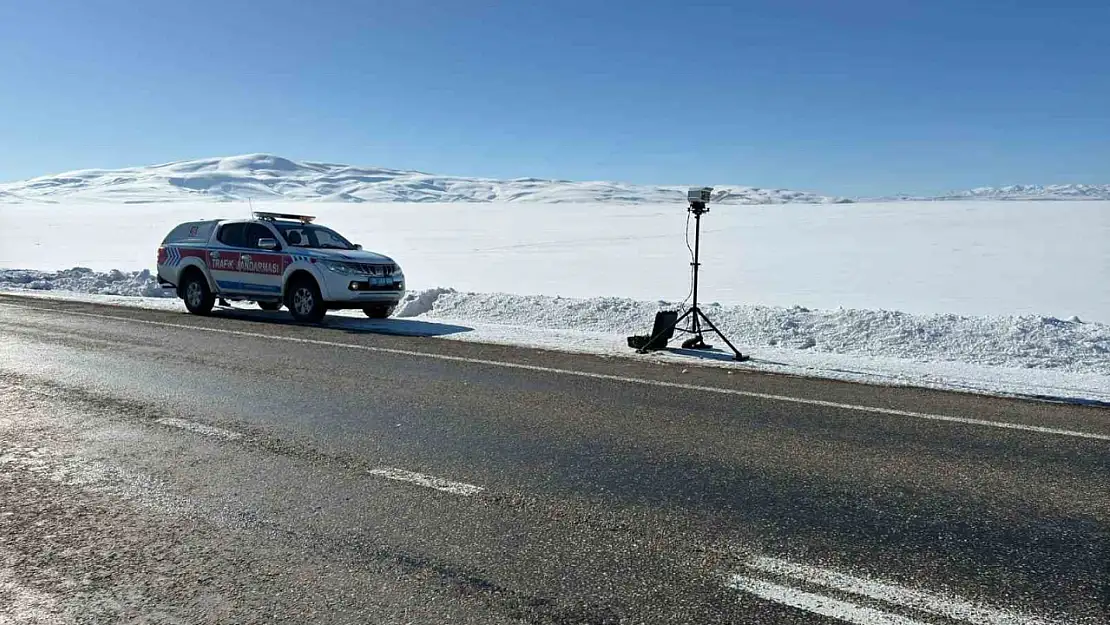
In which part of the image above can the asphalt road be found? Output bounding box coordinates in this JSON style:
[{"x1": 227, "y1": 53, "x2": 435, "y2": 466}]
[{"x1": 0, "y1": 294, "x2": 1106, "y2": 624}]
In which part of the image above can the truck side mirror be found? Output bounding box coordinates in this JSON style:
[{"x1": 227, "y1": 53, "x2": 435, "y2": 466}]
[
  {"x1": 258, "y1": 238, "x2": 279, "y2": 251},
  {"x1": 353, "y1": 243, "x2": 363, "y2": 250}
]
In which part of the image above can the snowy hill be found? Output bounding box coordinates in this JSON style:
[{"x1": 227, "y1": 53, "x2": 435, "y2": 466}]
[
  {"x1": 0, "y1": 154, "x2": 850, "y2": 205},
  {"x1": 938, "y1": 184, "x2": 1110, "y2": 201},
  {"x1": 872, "y1": 184, "x2": 1110, "y2": 202},
  {"x1": 4, "y1": 154, "x2": 1106, "y2": 204}
]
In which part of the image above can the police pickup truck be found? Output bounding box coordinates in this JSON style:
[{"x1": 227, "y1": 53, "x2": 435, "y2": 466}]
[{"x1": 157, "y1": 212, "x2": 405, "y2": 323}]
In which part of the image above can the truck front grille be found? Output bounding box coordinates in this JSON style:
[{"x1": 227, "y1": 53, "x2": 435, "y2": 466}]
[{"x1": 350, "y1": 263, "x2": 397, "y2": 276}]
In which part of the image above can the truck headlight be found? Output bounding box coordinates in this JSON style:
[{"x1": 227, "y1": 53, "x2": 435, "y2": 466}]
[{"x1": 321, "y1": 260, "x2": 355, "y2": 275}]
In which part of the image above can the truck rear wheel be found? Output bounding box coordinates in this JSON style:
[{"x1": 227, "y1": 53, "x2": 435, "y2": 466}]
[
  {"x1": 181, "y1": 272, "x2": 215, "y2": 316},
  {"x1": 286, "y1": 277, "x2": 326, "y2": 323}
]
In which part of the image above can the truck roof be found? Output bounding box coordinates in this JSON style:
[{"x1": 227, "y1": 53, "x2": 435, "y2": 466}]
[
  {"x1": 162, "y1": 214, "x2": 322, "y2": 245},
  {"x1": 252, "y1": 211, "x2": 315, "y2": 223}
]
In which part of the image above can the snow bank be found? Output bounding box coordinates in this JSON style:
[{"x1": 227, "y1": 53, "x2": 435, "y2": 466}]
[
  {"x1": 408, "y1": 289, "x2": 1110, "y2": 376},
  {"x1": 395, "y1": 287, "x2": 456, "y2": 318},
  {"x1": 5, "y1": 281, "x2": 1106, "y2": 402},
  {"x1": 6, "y1": 269, "x2": 1103, "y2": 377},
  {"x1": 0, "y1": 268, "x2": 172, "y2": 298},
  {"x1": 3, "y1": 267, "x2": 1106, "y2": 376}
]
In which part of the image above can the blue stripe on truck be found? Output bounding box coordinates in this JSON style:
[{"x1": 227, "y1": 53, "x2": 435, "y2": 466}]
[{"x1": 216, "y1": 281, "x2": 282, "y2": 294}]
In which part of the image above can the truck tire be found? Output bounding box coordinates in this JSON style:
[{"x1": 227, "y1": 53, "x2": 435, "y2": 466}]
[
  {"x1": 362, "y1": 305, "x2": 395, "y2": 319},
  {"x1": 286, "y1": 277, "x2": 326, "y2": 323},
  {"x1": 257, "y1": 302, "x2": 282, "y2": 311},
  {"x1": 181, "y1": 271, "x2": 215, "y2": 316}
]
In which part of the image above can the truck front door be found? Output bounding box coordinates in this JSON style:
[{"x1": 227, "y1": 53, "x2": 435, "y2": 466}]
[
  {"x1": 237, "y1": 223, "x2": 287, "y2": 297},
  {"x1": 208, "y1": 222, "x2": 248, "y2": 294}
]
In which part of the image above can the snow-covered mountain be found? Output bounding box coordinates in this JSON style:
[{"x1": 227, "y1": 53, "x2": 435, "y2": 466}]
[
  {"x1": 937, "y1": 184, "x2": 1110, "y2": 201},
  {"x1": 0, "y1": 154, "x2": 850, "y2": 205},
  {"x1": 3, "y1": 154, "x2": 1105, "y2": 204},
  {"x1": 871, "y1": 184, "x2": 1110, "y2": 202}
]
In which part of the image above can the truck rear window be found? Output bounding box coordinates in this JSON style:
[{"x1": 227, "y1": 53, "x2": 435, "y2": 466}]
[
  {"x1": 217, "y1": 223, "x2": 246, "y2": 247},
  {"x1": 162, "y1": 222, "x2": 212, "y2": 244}
]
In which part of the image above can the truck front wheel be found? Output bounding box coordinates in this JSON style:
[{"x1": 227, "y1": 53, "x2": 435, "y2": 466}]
[
  {"x1": 286, "y1": 277, "x2": 326, "y2": 323},
  {"x1": 362, "y1": 305, "x2": 395, "y2": 319}
]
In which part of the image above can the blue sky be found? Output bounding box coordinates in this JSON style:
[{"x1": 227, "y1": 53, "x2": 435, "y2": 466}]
[{"x1": 0, "y1": 0, "x2": 1107, "y2": 196}]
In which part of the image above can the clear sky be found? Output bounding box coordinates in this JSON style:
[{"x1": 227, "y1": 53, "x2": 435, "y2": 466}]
[{"x1": 1, "y1": 0, "x2": 1107, "y2": 196}]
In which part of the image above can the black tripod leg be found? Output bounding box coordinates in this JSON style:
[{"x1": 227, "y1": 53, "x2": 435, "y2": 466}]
[
  {"x1": 636, "y1": 308, "x2": 693, "y2": 354},
  {"x1": 695, "y1": 309, "x2": 748, "y2": 361},
  {"x1": 680, "y1": 307, "x2": 708, "y2": 349}
]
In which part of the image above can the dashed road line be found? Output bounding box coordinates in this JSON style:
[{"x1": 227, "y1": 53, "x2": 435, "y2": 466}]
[
  {"x1": 745, "y1": 556, "x2": 1060, "y2": 625},
  {"x1": 2, "y1": 383, "x2": 245, "y2": 441},
  {"x1": 729, "y1": 556, "x2": 1068, "y2": 625},
  {"x1": 3, "y1": 302, "x2": 1108, "y2": 442},
  {"x1": 729, "y1": 576, "x2": 928, "y2": 625},
  {"x1": 155, "y1": 418, "x2": 244, "y2": 441},
  {"x1": 368, "y1": 467, "x2": 485, "y2": 496}
]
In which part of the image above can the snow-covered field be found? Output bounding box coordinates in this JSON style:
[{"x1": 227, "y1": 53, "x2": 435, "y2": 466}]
[
  {"x1": 2, "y1": 200, "x2": 1106, "y2": 320},
  {"x1": 1, "y1": 199, "x2": 1107, "y2": 403}
]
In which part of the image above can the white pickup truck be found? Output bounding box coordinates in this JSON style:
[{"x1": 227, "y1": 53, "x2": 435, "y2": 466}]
[{"x1": 156, "y1": 212, "x2": 405, "y2": 322}]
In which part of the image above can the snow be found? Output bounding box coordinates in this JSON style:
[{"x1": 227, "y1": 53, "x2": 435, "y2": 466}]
[
  {"x1": 4, "y1": 153, "x2": 1107, "y2": 204},
  {"x1": 410, "y1": 291, "x2": 1109, "y2": 374},
  {"x1": 0, "y1": 268, "x2": 171, "y2": 298},
  {"x1": 938, "y1": 183, "x2": 1110, "y2": 201},
  {"x1": 0, "y1": 195, "x2": 1106, "y2": 404},
  {"x1": 0, "y1": 153, "x2": 847, "y2": 205},
  {"x1": 868, "y1": 184, "x2": 1110, "y2": 202},
  {"x1": 2, "y1": 273, "x2": 1107, "y2": 405},
  {"x1": 1, "y1": 200, "x2": 1105, "y2": 322}
]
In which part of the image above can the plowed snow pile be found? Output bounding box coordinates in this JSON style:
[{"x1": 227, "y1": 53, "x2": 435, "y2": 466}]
[
  {"x1": 0, "y1": 268, "x2": 170, "y2": 298},
  {"x1": 404, "y1": 289, "x2": 1108, "y2": 375},
  {"x1": 2, "y1": 270, "x2": 1107, "y2": 402}
]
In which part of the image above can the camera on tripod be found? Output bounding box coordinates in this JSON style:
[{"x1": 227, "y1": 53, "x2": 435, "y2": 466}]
[
  {"x1": 687, "y1": 186, "x2": 712, "y2": 214},
  {"x1": 687, "y1": 186, "x2": 713, "y2": 204},
  {"x1": 625, "y1": 185, "x2": 748, "y2": 361}
]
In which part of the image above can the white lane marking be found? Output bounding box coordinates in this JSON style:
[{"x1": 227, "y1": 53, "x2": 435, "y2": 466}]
[
  {"x1": 2, "y1": 384, "x2": 244, "y2": 441},
  {"x1": 4, "y1": 303, "x2": 1108, "y2": 442},
  {"x1": 728, "y1": 576, "x2": 929, "y2": 625},
  {"x1": 368, "y1": 467, "x2": 485, "y2": 496},
  {"x1": 746, "y1": 556, "x2": 1062, "y2": 625},
  {"x1": 155, "y1": 418, "x2": 243, "y2": 441}
]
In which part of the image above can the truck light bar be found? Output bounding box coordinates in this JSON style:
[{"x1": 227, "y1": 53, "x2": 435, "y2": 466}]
[{"x1": 253, "y1": 211, "x2": 316, "y2": 223}]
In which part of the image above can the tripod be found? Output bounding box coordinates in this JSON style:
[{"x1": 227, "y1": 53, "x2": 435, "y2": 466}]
[{"x1": 637, "y1": 201, "x2": 748, "y2": 361}]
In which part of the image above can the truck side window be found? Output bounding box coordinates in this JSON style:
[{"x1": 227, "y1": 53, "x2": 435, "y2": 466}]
[
  {"x1": 217, "y1": 223, "x2": 246, "y2": 248},
  {"x1": 244, "y1": 224, "x2": 275, "y2": 249}
]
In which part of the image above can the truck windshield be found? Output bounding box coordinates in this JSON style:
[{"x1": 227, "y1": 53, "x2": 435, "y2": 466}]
[{"x1": 275, "y1": 224, "x2": 355, "y2": 250}]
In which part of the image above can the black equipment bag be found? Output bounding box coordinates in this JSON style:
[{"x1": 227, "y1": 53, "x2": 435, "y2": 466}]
[{"x1": 626, "y1": 310, "x2": 678, "y2": 351}]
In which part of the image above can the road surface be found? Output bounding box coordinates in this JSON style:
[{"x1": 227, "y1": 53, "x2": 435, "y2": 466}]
[{"x1": 0, "y1": 294, "x2": 1106, "y2": 624}]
